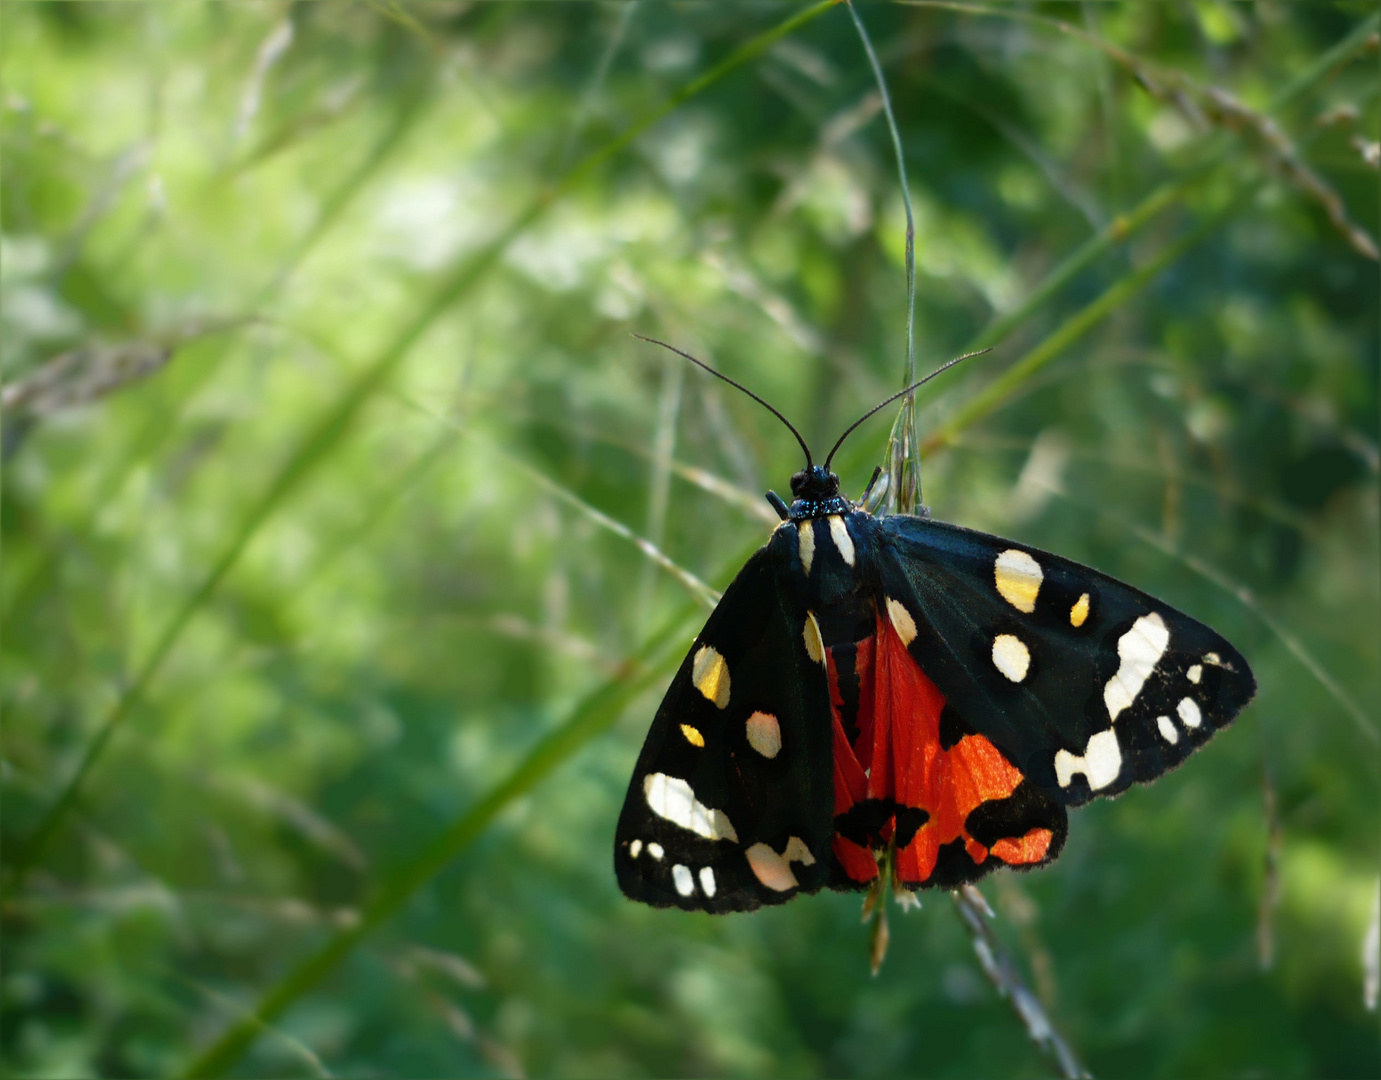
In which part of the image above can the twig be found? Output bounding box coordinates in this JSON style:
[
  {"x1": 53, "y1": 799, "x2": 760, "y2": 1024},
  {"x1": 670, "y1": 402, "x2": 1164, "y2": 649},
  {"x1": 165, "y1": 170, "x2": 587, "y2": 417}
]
[{"x1": 953, "y1": 886, "x2": 1091, "y2": 1079}]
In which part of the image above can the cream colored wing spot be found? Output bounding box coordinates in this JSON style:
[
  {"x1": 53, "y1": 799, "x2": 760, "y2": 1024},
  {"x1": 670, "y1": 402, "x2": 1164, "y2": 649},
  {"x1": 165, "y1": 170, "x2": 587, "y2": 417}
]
[
  {"x1": 782, "y1": 836, "x2": 816, "y2": 867},
  {"x1": 745, "y1": 711, "x2": 782, "y2": 758},
  {"x1": 647, "y1": 842, "x2": 664, "y2": 861},
  {"x1": 885, "y1": 597, "x2": 918, "y2": 647},
  {"x1": 1177, "y1": 697, "x2": 1202, "y2": 729},
  {"x1": 991, "y1": 633, "x2": 1031, "y2": 683},
  {"x1": 745, "y1": 842, "x2": 798, "y2": 892},
  {"x1": 1156, "y1": 715, "x2": 1179, "y2": 745},
  {"x1": 803, "y1": 612, "x2": 825, "y2": 665},
  {"x1": 691, "y1": 645, "x2": 731, "y2": 709},
  {"x1": 672, "y1": 864, "x2": 695, "y2": 897},
  {"x1": 1186, "y1": 664, "x2": 1203, "y2": 684},
  {"x1": 1070, "y1": 592, "x2": 1091, "y2": 628},
  {"x1": 1054, "y1": 728, "x2": 1123, "y2": 790},
  {"x1": 699, "y1": 867, "x2": 716, "y2": 897},
  {"x1": 798, "y1": 522, "x2": 815, "y2": 576},
  {"x1": 744, "y1": 837, "x2": 815, "y2": 892},
  {"x1": 643, "y1": 773, "x2": 739, "y2": 842},
  {"x1": 994, "y1": 549, "x2": 1043, "y2": 614},
  {"x1": 827, "y1": 516, "x2": 856, "y2": 566},
  {"x1": 629, "y1": 839, "x2": 643, "y2": 859},
  {"x1": 1103, "y1": 613, "x2": 1169, "y2": 721},
  {"x1": 679, "y1": 724, "x2": 705, "y2": 748}
]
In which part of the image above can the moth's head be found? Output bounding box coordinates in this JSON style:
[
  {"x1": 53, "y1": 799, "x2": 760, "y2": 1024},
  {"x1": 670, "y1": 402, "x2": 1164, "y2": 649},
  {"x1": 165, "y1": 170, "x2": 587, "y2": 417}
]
[{"x1": 790, "y1": 465, "x2": 842, "y2": 502}]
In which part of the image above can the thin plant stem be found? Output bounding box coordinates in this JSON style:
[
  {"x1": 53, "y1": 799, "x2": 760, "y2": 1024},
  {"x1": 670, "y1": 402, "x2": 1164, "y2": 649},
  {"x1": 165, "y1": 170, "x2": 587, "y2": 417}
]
[{"x1": 847, "y1": 0, "x2": 923, "y2": 513}]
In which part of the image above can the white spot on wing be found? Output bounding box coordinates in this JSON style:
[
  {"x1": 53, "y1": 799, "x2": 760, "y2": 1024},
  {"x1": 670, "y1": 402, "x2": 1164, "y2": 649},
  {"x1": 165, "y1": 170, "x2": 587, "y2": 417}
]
[
  {"x1": 886, "y1": 597, "x2": 917, "y2": 647},
  {"x1": 782, "y1": 836, "x2": 816, "y2": 866},
  {"x1": 745, "y1": 842, "x2": 799, "y2": 892},
  {"x1": 699, "y1": 866, "x2": 716, "y2": 897},
  {"x1": 746, "y1": 711, "x2": 782, "y2": 758},
  {"x1": 629, "y1": 839, "x2": 642, "y2": 859},
  {"x1": 1187, "y1": 664, "x2": 1202, "y2": 684},
  {"x1": 1156, "y1": 715, "x2": 1179, "y2": 744},
  {"x1": 991, "y1": 633, "x2": 1031, "y2": 682},
  {"x1": 798, "y1": 522, "x2": 815, "y2": 576},
  {"x1": 803, "y1": 611, "x2": 825, "y2": 665},
  {"x1": 691, "y1": 646, "x2": 731, "y2": 709},
  {"x1": 827, "y1": 516, "x2": 855, "y2": 566},
  {"x1": 994, "y1": 549, "x2": 1043, "y2": 613},
  {"x1": 647, "y1": 842, "x2": 664, "y2": 860},
  {"x1": 1103, "y1": 613, "x2": 1170, "y2": 721},
  {"x1": 1177, "y1": 697, "x2": 1202, "y2": 729},
  {"x1": 1054, "y1": 728, "x2": 1123, "y2": 790},
  {"x1": 643, "y1": 773, "x2": 740, "y2": 842},
  {"x1": 672, "y1": 864, "x2": 695, "y2": 896}
]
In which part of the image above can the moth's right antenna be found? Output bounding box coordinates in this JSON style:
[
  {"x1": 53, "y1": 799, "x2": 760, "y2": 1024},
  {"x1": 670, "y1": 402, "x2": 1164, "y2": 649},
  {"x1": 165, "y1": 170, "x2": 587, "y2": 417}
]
[{"x1": 822, "y1": 348, "x2": 992, "y2": 471}]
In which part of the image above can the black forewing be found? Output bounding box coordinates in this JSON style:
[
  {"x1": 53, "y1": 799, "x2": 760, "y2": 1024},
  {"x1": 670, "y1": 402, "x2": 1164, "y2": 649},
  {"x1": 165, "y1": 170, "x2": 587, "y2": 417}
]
[
  {"x1": 614, "y1": 540, "x2": 836, "y2": 912},
  {"x1": 871, "y1": 515, "x2": 1255, "y2": 806}
]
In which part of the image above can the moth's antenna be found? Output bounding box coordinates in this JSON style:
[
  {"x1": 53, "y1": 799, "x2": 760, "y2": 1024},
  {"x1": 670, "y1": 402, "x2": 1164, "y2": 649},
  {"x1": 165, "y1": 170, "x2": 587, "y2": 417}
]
[
  {"x1": 634, "y1": 334, "x2": 814, "y2": 469},
  {"x1": 822, "y1": 348, "x2": 992, "y2": 471}
]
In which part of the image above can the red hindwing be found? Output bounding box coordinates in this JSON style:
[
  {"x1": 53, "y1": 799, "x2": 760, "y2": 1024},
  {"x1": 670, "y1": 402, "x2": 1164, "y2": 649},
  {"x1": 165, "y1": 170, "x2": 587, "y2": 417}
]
[{"x1": 827, "y1": 609, "x2": 1054, "y2": 887}]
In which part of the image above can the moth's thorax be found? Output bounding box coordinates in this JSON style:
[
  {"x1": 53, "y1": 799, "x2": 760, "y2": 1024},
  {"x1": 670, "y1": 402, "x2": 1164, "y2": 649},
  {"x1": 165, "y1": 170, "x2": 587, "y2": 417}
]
[
  {"x1": 774, "y1": 509, "x2": 876, "y2": 646},
  {"x1": 786, "y1": 465, "x2": 852, "y2": 520}
]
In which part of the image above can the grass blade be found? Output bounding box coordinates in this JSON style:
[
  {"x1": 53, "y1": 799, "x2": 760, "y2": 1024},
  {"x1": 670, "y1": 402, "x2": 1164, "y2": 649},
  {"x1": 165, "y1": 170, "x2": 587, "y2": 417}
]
[
  {"x1": 5, "y1": 0, "x2": 837, "y2": 894},
  {"x1": 179, "y1": 594, "x2": 711, "y2": 1078},
  {"x1": 924, "y1": 193, "x2": 1245, "y2": 453}
]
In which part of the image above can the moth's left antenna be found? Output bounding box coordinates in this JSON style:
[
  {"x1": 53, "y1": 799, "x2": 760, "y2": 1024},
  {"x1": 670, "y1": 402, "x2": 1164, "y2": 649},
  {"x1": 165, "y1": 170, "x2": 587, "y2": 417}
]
[{"x1": 634, "y1": 334, "x2": 815, "y2": 469}]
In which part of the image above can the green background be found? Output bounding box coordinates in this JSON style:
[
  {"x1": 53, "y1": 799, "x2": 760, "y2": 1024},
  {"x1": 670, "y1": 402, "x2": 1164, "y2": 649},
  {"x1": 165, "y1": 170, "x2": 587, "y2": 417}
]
[{"x1": 2, "y1": 3, "x2": 1377, "y2": 1077}]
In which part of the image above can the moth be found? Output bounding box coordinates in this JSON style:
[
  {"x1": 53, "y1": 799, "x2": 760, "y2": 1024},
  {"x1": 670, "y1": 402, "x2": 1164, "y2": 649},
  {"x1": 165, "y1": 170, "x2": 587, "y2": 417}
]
[{"x1": 615, "y1": 340, "x2": 1255, "y2": 912}]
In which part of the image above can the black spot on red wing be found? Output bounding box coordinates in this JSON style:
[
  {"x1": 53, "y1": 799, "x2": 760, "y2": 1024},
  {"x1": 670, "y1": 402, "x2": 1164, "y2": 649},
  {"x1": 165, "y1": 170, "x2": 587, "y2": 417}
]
[
  {"x1": 893, "y1": 805, "x2": 930, "y2": 849},
  {"x1": 938, "y1": 704, "x2": 974, "y2": 751},
  {"x1": 964, "y1": 780, "x2": 1067, "y2": 855},
  {"x1": 927, "y1": 838, "x2": 981, "y2": 890},
  {"x1": 833, "y1": 798, "x2": 896, "y2": 849}
]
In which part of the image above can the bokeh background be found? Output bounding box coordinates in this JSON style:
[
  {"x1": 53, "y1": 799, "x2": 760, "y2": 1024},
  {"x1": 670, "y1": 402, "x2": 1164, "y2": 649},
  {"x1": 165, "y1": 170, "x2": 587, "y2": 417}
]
[{"x1": 2, "y1": 3, "x2": 1378, "y2": 1077}]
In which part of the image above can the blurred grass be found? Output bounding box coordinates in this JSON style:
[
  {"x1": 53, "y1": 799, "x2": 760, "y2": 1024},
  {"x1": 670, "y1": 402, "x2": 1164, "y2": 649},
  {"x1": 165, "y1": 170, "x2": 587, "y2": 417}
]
[{"x1": 2, "y1": 4, "x2": 1378, "y2": 1078}]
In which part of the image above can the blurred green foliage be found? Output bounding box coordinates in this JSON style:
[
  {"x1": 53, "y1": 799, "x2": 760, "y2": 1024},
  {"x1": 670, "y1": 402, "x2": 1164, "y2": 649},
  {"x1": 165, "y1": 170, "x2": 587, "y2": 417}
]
[{"x1": 2, "y1": 3, "x2": 1378, "y2": 1077}]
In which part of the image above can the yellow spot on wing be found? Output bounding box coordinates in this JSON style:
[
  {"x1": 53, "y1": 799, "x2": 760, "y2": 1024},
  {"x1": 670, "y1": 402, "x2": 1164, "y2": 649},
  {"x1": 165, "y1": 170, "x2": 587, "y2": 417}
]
[
  {"x1": 798, "y1": 522, "x2": 815, "y2": 575},
  {"x1": 680, "y1": 724, "x2": 705, "y2": 748},
  {"x1": 994, "y1": 549, "x2": 1043, "y2": 613},
  {"x1": 803, "y1": 612, "x2": 825, "y2": 665},
  {"x1": 827, "y1": 516, "x2": 855, "y2": 566},
  {"x1": 885, "y1": 597, "x2": 917, "y2": 647},
  {"x1": 691, "y1": 645, "x2": 731, "y2": 709},
  {"x1": 782, "y1": 836, "x2": 816, "y2": 866},
  {"x1": 1070, "y1": 592, "x2": 1090, "y2": 627}
]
